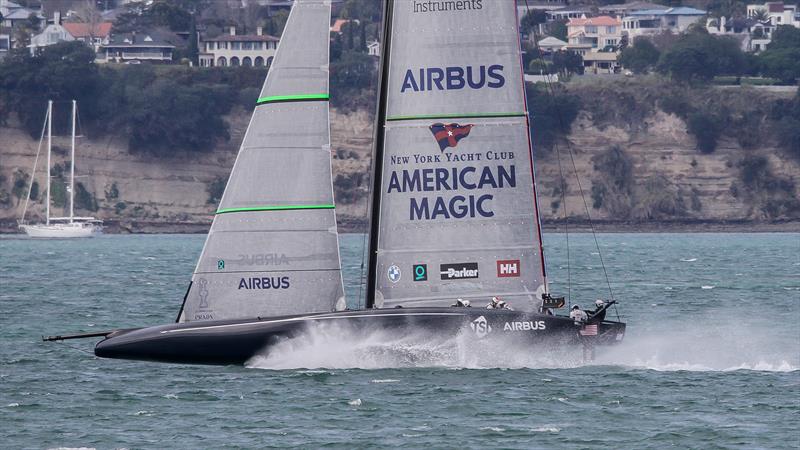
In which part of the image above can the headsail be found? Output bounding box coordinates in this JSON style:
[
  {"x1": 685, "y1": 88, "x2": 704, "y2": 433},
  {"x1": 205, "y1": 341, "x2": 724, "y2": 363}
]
[
  {"x1": 368, "y1": 0, "x2": 547, "y2": 310},
  {"x1": 179, "y1": 0, "x2": 344, "y2": 323}
]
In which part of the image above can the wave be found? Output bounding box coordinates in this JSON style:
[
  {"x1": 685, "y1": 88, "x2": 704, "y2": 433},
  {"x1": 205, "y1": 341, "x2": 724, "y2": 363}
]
[{"x1": 246, "y1": 316, "x2": 799, "y2": 373}]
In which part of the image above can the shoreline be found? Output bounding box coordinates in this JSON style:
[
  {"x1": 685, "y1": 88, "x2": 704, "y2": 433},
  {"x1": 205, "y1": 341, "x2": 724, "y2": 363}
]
[{"x1": 2, "y1": 218, "x2": 799, "y2": 234}]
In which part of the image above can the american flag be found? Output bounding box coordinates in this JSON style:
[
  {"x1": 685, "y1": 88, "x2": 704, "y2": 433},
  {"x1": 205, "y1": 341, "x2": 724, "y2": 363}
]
[{"x1": 580, "y1": 324, "x2": 598, "y2": 336}]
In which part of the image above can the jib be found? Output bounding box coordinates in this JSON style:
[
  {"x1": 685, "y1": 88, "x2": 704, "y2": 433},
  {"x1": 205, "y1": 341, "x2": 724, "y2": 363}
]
[
  {"x1": 238, "y1": 276, "x2": 290, "y2": 290},
  {"x1": 401, "y1": 65, "x2": 505, "y2": 93}
]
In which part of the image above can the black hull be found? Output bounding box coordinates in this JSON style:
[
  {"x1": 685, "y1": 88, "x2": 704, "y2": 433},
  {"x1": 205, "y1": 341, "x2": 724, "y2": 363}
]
[{"x1": 94, "y1": 307, "x2": 626, "y2": 365}]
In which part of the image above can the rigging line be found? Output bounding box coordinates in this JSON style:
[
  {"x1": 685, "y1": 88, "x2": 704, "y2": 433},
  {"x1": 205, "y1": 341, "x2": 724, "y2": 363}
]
[
  {"x1": 524, "y1": 0, "x2": 571, "y2": 306},
  {"x1": 56, "y1": 340, "x2": 95, "y2": 356},
  {"x1": 20, "y1": 107, "x2": 49, "y2": 224},
  {"x1": 524, "y1": 0, "x2": 615, "y2": 304}
]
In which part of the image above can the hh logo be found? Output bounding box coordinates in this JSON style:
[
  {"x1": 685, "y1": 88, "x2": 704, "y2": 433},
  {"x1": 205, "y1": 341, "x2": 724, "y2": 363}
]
[
  {"x1": 470, "y1": 316, "x2": 492, "y2": 338},
  {"x1": 496, "y1": 260, "x2": 520, "y2": 278}
]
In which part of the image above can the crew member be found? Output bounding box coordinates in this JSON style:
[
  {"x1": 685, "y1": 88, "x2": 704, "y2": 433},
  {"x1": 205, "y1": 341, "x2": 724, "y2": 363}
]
[
  {"x1": 569, "y1": 305, "x2": 587, "y2": 323},
  {"x1": 486, "y1": 296, "x2": 513, "y2": 310},
  {"x1": 451, "y1": 298, "x2": 471, "y2": 307},
  {"x1": 589, "y1": 299, "x2": 607, "y2": 322}
]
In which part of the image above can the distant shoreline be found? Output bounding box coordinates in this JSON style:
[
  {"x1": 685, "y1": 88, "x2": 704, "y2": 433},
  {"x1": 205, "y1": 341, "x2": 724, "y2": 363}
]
[{"x1": 2, "y1": 218, "x2": 798, "y2": 234}]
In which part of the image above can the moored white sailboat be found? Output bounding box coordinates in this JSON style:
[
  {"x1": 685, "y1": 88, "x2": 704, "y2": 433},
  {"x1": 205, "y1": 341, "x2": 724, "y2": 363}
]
[
  {"x1": 44, "y1": 0, "x2": 624, "y2": 365},
  {"x1": 19, "y1": 100, "x2": 103, "y2": 238}
]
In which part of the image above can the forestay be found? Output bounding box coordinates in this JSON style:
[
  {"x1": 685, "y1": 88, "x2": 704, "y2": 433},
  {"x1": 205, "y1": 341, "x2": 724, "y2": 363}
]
[
  {"x1": 179, "y1": 0, "x2": 345, "y2": 323},
  {"x1": 371, "y1": 0, "x2": 547, "y2": 310}
]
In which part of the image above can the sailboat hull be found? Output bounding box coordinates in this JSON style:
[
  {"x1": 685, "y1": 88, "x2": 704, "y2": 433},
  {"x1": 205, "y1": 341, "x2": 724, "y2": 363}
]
[
  {"x1": 94, "y1": 307, "x2": 625, "y2": 365},
  {"x1": 20, "y1": 223, "x2": 102, "y2": 238}
]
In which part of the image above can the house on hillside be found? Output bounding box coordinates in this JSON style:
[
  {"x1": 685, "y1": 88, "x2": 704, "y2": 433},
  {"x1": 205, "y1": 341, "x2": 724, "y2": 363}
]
[
  {"x1": 537, "y1": 36, "x2": 568, "y2": 52},
  {"x1": 622, "y1": 7, "x2": 707, "y2": 43},
  {"x1": 747, "y1": 2, "x2": 800, "y2": 28},
  {"x1": 199, "y1": 26, "x2": 279, "y2": 67},
  {"x1": 28, "y1": 12, "x2": 73, "y2": 55},
  {"x1": 567, "y1": 15, "x2": 623, "y2": 50},
  {"x1": 599, "y1": 1, "x2": 668, "y2": 17},
  {"x1": 546, "y1": 6, "x2": 594, "y2": 21},
  {"x1": 98, "y1": 30, "x2": 175, "y2": 63},
  {"x1": 706, "y1": 16, "x2": 772, "y2": 51},
  {"x1": 63, "y1": 21, "x2": 112, "y2": 52},
  {"x1": 330, "y1": 18, "x2": 358, "y2": 34},
  {"x1": 367, "y1": 39, "x2": 380, "y2": 57},
  {"x1": 0, "y1": 0, "x2": 44, "y2": 30}
]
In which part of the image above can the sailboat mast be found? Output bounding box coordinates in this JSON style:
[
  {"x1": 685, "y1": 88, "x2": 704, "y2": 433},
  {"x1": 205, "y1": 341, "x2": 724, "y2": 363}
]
[
  {"x1": 513, "y1": 8, "x2": 549, "y2": 293},
  {"x1": 365, "y1": 0, "x2": 394, "y2": 309},
  {"x1": 69, "y1": 99, "x2": 76, "y2": 222},
  {"x1": 46, "y1": 100, "x2": 52, "y2": 226}
]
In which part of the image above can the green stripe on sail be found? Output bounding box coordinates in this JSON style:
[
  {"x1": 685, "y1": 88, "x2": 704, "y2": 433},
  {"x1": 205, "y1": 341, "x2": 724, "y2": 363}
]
[
  {"x1": 256, "y1": 94, "x2": 329, "y2": 105},
  {"x1": 216, "y1": 204, "x2": 335, "y2": 214},
  {"x1": 386, "y1": 112, "x2": 527, "y2": 122}
]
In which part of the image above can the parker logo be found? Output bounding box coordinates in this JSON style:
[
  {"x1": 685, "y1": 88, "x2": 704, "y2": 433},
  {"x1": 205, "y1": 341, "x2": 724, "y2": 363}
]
[
  {"x1": 440, "y1": 262, "x2": 479, "y2": 280},
  {"x1": 496, "y1": 259, "x2": 520, "y2": 278},
  {"x1": 470, "y1": 316, "x2": 492, "y2": 338}
]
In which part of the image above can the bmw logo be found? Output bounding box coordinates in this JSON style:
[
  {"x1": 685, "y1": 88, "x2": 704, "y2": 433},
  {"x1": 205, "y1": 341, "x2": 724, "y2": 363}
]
[{"x1": 387, "y1": 265, "x2": 401, "y2": 283}]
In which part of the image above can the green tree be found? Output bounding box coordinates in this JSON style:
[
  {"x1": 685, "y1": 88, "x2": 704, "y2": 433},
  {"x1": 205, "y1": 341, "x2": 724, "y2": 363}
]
[
  {"x1": 620, "y1": 38, "x2": 660, "y2": 73},
  {"x1": 520, "y1": 9, "x2": 547, "y2": 34},
  {"x1": 758, "y1": 26, "x2": 800, "y2": 83},
  {"x1": 549, "y1": 21, "x2": 568, "y2": 42},
  {"x1": 551, "y1": 50, "x2": 583, "y2": 76},
  {"x1": 0, "y1": 41, "x2": 99, "y2": 136},
  {"x1": 687, "y1": 111, "x2": 723, "y2": 153},
  {"x1": 657, "y1": 29, "x2": 745, "y2": 82},
  {"x1": 526, "y1": 84, "x2": 580, "y2": 151}
]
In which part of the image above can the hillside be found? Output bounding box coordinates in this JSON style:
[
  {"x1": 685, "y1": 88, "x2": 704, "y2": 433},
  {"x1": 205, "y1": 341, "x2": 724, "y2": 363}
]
[{"x1": 1, "y1": 83, "x2": 798, "y2": 233}]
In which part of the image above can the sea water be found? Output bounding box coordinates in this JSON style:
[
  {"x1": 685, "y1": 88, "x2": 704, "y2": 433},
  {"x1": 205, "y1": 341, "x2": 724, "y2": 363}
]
[{"x1": 0, "y1": 233, "x2": 798, "y2": 449}]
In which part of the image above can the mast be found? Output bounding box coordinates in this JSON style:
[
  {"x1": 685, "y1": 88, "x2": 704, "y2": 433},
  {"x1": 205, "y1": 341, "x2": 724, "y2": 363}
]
[
  {"x1": 514, "y1": 8, "x2": 549, "y2": 293},
  {"x1": 69, "y1": 99, "x2": 76, "y2": 222},
  {"x1": 46, "y1": 100, "x2": 52, "y2": 226},
  {"x1": 365, "y1": 0, "x2": 394, "y2": 309}
]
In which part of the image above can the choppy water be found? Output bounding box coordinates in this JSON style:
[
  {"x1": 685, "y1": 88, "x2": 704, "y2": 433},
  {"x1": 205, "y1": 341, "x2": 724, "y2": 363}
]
[{"x1": 1, "y1": 233, "x2": 798, "y2": 449}]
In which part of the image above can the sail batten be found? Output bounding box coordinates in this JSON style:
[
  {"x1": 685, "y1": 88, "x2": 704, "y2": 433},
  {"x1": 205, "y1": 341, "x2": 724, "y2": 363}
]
[
  {"x1": 368, "y1": 1, "x2": 547, "y2": 311},
  {"x1": 179, "y1": 0, "x2": 344, "y2": 323}
]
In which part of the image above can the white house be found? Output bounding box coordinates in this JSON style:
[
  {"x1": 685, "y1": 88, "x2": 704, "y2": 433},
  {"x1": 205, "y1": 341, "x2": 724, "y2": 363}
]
[
  {"x1": 622, "y1": 7, "x2": 707, "y2": 43},
  {"x1": 367, "y1": 39, "x2": 380, "y2": 57},
  {"x1": 199, "y1": 26, "x2": 278, "y2": 68},
  {"x1": 706, "y1": 16, "x2": 773, "y2": 51},
  {"x1": 537, "y1": 36, "x2": 568, "y2": 52},
  {"x1": 28, "y1": 12, "x2": 73, "y2": 55},
  {"x1": 747, "y1": 2, "x2": 800, "y2": 28}
]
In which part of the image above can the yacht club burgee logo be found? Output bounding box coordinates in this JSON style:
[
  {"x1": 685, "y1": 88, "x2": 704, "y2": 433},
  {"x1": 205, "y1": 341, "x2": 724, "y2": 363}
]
[{"x1": 429, "y1": 123, "x2": 473, "y2": 151}]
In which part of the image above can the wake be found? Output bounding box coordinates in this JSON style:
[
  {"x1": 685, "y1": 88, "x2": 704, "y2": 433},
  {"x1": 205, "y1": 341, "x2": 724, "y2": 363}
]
[{"x1": 246, "y1": 317, "x2": 799, "y2": 373}]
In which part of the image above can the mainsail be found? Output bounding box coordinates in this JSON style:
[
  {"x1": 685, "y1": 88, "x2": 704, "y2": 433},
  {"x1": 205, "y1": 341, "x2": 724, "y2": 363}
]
[
  {"x1": 368, "y1": 0, "x2": 548, "y2": 310},
  {"x1": 179, "y1": 0, "x2": 345, "y2": 323}
]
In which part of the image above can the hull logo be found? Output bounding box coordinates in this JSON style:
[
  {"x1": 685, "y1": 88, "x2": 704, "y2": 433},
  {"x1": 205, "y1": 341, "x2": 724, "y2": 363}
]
[
  {"x1": 503, "y1": 321, "x2": 546, "y2": 331},
  {"x1": 413, "y1": 264, "x2": 427, "y2": 281},
  {"x1": 440, "y1": 262, "x2": 479, "y2": 280},
  {"x1": 388, "y1": 265, "x2": 402, "y2": 283},
  {"x1": 496, "y1": 259, "x2": 520, "y2": 278},
  {"x1": 470, "y1": 316, "x2": 492, "y2": 338}
]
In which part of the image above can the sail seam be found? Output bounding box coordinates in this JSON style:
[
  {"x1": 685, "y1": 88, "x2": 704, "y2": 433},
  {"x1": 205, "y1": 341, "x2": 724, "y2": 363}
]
[
  {"x1": 216, "y1": 205, "x2": 335, "y2": 214},
  {"x1": 386, "y1": 112, "x2": 526, "y2": 121},
  {"x1": 256, "y1": 94, "x2": 329, "y2": 105}
]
